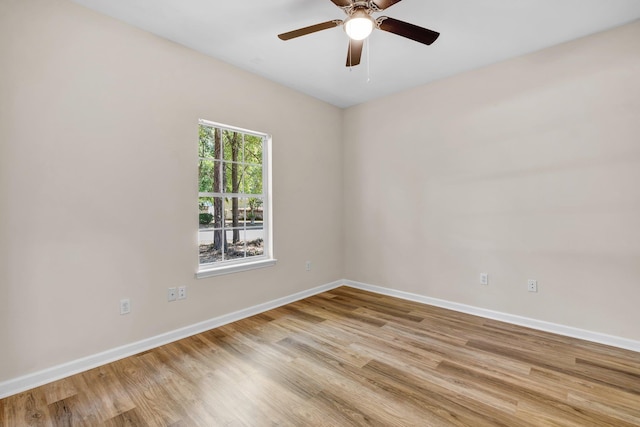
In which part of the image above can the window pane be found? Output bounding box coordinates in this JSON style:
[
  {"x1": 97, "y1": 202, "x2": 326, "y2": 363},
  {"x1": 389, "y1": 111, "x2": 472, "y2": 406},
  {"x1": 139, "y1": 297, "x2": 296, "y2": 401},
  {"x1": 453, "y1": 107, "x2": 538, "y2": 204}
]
[
  {"x1": 198, "y1": 159, "x2": 218, "y2": 193},
  {"x1": 223, "y1": 130, "x2": 242, "y2": 162},
  {"x1": 222, "y1": 130, "x2": 232, "y2": 161},
  {"x1": 224, "y1": 197, "x2": 245, "y2": 227},
  {"x1": 244, "y1": 135, "x2": 263, "y2": 165},
  {"x1": 198, "y1": 125, "x2": 218, "y2": 159},
  {"x1": 224, "y1": 197, "x2": 232, "y2": 227},
  {"x1": 222, "y1": 229, "x2": 264, "y2": 260},
  {"x1": 236, "y1": 230, "x2": 248, "y2": 259},
  {"x1": 213, "y1": 160, "x2": 223, "y2": 193},
  {"x1": 199, "y1": 197, "x2": 225, "y2": 265},
  {"x1": 199, "y1": 196, "x2": 213, "y2": 219},
  {"x1": 225, "y1": 229, "x2": 245, "y2": 260},
  {"x1": 246, "y1": 197, "x2": 264, "y2": 224},
  {"x1": 198, "y1": 226, "x2": 215, "y2": 245},
  {"x1": 224, "y1": 162, "x2": 232, "y2": 193},
  {"x1": 199, "y1": 243, "x2": 217, "y2": 265},
  {"x1": 223, "y1": 161, "x2": 244, "y2": 194},
  {"x1": 242, "y1": 166, "x2": 262, "y2": 194},
  {"x1": 245, "y1": 228, "x2": 264, "y2": 259},
  {"x1": 211, "y1": 197, "x2": 224, "y2": 229},
  {"x1": 238, "y1": 198, "x2": 248, "y2": 225}
]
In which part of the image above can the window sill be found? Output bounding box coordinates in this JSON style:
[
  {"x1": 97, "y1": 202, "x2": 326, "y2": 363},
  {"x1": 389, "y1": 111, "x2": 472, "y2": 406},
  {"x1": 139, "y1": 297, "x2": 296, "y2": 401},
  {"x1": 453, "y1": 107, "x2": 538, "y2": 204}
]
[{"x1": 196, "y1": 258, "x2": 277, "y2": 279}]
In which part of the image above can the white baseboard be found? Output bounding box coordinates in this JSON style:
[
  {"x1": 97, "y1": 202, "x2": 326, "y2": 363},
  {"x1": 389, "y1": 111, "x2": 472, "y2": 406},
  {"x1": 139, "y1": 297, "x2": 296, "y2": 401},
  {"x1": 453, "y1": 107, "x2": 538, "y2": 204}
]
[
  {"x1": 3, "y1": 278, "x2": 638, "y2": 399},
  {"x1": 0, "y1": 280, "x2": 344, "y2": 399},
  {"x1": 343, "y1": 279, "x2": 640, "y2": 353}
]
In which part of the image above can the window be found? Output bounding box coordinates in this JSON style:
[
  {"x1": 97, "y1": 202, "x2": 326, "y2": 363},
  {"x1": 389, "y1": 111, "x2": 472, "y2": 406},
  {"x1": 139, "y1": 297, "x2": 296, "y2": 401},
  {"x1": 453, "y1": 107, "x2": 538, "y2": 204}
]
[{"x1": 197, "y1": 120, "x2": 274, "y2": 278}]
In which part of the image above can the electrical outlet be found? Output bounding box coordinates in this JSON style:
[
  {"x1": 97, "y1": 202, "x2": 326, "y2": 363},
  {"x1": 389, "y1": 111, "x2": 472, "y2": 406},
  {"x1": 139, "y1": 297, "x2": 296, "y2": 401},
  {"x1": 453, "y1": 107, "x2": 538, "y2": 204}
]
[
  {"x1": 527, "y1": 279, "x2": 538, "y2": 292},
  {"x1": 305, "y1": 261, "x2": 311, "y2": 271},
  {"x1": 168, "y1": 287, "x2": 177, "y2": 302},
  {"x1": 120, "y1": 298, "x2": 131, "y2": 315},
  {"x1": 178, "y1": 286, "x2": 187, "y2": 300},
  {"x1": 480, "y1": 273, "x2": 488, "y2": 285}
]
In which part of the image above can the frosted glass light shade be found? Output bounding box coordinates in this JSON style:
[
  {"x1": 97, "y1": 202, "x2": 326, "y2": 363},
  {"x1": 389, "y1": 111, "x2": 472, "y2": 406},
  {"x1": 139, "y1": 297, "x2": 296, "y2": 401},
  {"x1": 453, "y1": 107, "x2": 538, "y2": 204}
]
[{"x1": 344, "y1": 11, "x2": 374, "y2": 41}]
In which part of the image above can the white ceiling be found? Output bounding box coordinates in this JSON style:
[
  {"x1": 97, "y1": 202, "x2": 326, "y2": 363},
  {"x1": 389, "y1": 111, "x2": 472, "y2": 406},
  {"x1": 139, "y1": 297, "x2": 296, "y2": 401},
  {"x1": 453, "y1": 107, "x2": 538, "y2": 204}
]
[{"x1": 71, "y1": 0, "x2": 640, "y2": 108}]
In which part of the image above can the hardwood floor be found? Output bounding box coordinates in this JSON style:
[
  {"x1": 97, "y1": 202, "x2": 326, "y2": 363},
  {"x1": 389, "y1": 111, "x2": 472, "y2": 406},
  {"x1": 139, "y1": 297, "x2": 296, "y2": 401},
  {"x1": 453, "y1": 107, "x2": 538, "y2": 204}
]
[{"x1": 1, "y1": 286, "x2": 639, "y2": 426}]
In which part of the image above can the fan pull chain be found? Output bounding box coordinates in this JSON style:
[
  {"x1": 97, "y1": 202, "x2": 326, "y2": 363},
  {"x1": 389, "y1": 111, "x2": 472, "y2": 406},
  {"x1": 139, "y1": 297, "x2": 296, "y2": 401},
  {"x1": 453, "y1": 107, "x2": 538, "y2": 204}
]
[{"x1": 366, "y1": 37, "x2": 371, "y2": 83}]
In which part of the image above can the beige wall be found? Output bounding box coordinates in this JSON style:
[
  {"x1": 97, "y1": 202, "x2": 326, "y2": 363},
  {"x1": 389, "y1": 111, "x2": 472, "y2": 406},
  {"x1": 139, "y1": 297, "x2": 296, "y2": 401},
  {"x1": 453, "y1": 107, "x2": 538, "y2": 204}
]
[
  {"x1": 343, "y1": 21, "x2": 640, "y2": 341},
  {"x1": 0, "y1": 0, "x2": 344, "y2": 382}
]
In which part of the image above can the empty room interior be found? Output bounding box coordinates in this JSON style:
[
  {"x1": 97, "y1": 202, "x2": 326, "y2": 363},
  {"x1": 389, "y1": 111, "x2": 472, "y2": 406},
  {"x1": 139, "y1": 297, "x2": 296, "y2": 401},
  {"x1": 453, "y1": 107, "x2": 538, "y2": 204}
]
[{"x1": 1, "y1": 0, "x2": 640, "y2": 425}]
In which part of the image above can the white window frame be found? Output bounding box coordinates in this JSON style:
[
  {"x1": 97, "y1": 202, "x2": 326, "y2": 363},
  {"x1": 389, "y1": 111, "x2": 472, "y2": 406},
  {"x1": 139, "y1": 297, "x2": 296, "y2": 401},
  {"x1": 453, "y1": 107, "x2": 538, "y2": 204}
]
[{"x1": 196, "y1": 119, "x2": 275, "y2": 278}]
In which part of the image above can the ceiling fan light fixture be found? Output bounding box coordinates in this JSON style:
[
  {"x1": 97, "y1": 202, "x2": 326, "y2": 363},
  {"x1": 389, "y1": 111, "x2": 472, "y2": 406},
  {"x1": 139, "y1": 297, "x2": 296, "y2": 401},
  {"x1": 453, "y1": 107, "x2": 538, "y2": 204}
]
[
  {"x1": 344, "y1": 10, "x2": 374, "y2": 40},
  {"x1": 277, "y1": 0, "x2": 441, "y2": 68}
]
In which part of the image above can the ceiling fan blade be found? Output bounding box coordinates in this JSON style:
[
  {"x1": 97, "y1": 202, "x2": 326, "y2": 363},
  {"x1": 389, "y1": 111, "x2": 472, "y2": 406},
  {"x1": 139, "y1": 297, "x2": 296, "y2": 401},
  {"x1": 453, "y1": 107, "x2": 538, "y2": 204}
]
[
  {"x1": 330, "y1": 0, "x2": 352, "y2": 7},
  {"x1": 371, "y1": 0, "x2": 402, "y2": 10},
  {"x1": 278, "y1": 20, "x2": 343, "y2": 40},
  {"x1": 378, "y1": 17, "x2": 440, "y2": 45},
  {"x1": 346, "y1": 39, "x2": 364, "y2": 67}
]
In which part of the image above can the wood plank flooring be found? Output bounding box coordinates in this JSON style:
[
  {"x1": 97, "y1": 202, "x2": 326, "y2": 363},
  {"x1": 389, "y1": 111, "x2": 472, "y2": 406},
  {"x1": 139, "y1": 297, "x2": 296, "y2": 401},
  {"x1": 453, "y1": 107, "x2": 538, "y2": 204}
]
[{"x1": 1, "y1": 286, "x2": 639, "y2": 426}]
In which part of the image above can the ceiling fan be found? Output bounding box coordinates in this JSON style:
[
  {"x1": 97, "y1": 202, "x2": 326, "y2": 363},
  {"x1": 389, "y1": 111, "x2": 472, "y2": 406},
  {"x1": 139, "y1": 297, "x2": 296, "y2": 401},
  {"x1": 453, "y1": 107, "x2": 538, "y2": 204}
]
[{"x1": 278, "y1": 0, "x2": 440, "y2": 67}]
